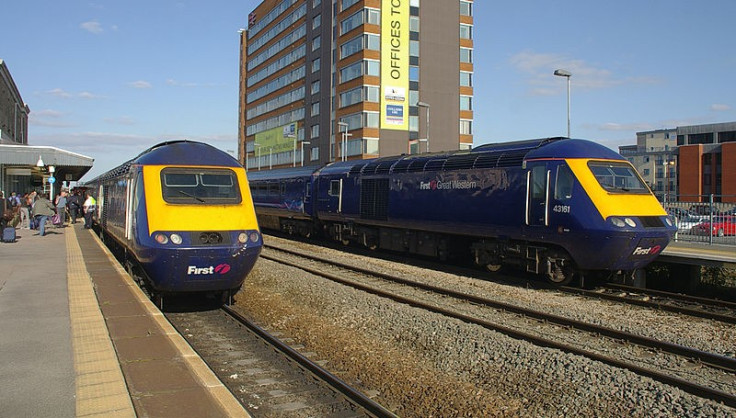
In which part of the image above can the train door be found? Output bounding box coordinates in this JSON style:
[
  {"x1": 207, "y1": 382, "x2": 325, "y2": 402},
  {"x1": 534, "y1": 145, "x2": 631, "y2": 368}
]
[
  {"x1": 319, "y1": 177, "x2": 343, "y2": 214},
  {"x1": 526, "y1": 163, "x2": 550, "y2": 227}
]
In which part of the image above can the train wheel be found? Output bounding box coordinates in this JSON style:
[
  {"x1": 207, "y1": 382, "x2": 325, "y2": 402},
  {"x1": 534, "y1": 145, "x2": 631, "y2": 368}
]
[
  {"x1": 486, "y1": 264, "x2": 502, "y2": 272},
  {"x1": 547, "y1": 260, "x2": 575, "y2": 286}
]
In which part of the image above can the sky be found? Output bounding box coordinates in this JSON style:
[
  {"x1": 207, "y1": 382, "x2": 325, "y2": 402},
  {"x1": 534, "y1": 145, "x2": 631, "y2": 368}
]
[{"x1": 2, "y1": 1, "x2": 735, "y2": 181}]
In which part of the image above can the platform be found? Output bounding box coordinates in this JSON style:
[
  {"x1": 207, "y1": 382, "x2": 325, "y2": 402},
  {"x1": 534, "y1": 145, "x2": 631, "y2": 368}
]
[{"x1": 0, "y1": 223, "x2": 249, "y2": 417}]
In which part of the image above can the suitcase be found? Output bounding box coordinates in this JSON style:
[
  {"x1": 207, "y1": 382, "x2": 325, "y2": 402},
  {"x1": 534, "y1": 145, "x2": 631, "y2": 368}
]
[{"x1": 2, "y1": 227, "x2": 16, "y2": 243}]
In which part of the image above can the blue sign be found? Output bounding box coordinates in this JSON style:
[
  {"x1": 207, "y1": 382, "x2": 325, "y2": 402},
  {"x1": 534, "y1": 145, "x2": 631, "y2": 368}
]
[{"x1": 48, "y1": 176, "x2": 56, "y2": 184}]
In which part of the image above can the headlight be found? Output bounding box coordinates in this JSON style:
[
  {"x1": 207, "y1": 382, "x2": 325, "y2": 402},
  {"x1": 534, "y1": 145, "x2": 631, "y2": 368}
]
[
  {"x1": 170, "y1": 234, "x2": 182, "y2": 245},
  {"x1": 624, "y1": 218, "x2": 637, "y2": 228},
  {"x1": 664, "y1": 217, "x2": 673, "y2": 227},
  {"x1": 153, "y1": 233, "x2": 169, "y2": 244},
  {"x1": 611, "y1": 218, "x2": 626, "y2": 228},
  {"x1": 238, "y1": 232, "x2": 248, "y2": 244},
  {"x1": 249, "y1": 231, "x2": 260, "y2": 243}
]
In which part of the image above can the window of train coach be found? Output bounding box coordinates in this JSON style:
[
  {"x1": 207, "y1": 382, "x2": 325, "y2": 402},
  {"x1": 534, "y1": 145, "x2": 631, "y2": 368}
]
[
  {"x1": 161, "y1": 169, "x2": 241, "y2": 203},
  {"x1": 588, "y1": 162, "x2": 648, "y2": 193},
  {"x1": 554, "y1": 165, "x2": 574, "y2": 200}
]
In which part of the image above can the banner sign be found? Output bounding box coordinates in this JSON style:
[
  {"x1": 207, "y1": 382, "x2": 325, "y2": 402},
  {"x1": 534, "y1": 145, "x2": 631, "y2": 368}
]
[
  {"x1": 254, "y1": 122, "x2": 298, "y2": 155},
  {"x1": 381, "y1": 0, "x2": 409, "y2": 131}
]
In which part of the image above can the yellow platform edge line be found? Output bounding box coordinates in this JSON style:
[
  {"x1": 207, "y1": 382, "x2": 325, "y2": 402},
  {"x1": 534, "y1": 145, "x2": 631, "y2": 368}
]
[
  {"x1": 66, "y1": 227, "x2": 136, "y2": 418},
  {"x1": 82, "y1": 228, "x2": 251, "y2": 418}
]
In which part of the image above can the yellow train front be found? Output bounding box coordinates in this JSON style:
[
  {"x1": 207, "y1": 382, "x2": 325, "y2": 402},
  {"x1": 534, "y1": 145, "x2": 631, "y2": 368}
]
[{"x1": 88, "y1": 140, "x2": 262, "y2": 299}]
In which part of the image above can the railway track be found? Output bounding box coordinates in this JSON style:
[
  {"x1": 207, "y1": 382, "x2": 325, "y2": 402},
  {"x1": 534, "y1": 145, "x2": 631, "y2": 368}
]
[
  {"x1": 561, "y1": 283, "x2": 736, "y2": 324},
  {"x1": 262, "y1": 243, "x2": 736, "y2": 408},
  {"x1": 165, "y1": 305, "x2": 396, "y2": 417}
]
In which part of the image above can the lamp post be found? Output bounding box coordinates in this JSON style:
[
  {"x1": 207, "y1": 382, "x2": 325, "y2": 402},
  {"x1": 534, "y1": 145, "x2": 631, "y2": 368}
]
[
  {"x1": 417, "y1": 101, "x2": 430, "y2": 153},
  {"x1": 254, "y1": 143, "x2": 261, "y2": 170},
  {"x1": 337, "y1": 122, "x2": 349, "y2": 162},
  {"x1": 663, "y1": 159, "x2": 675, "y2": 205},
  {"x1": 553, "y1": 69, "x2": 571, "y2": 137},
  {"x1": 301, "y1": 141, "x2": 311, "y2": 166}
]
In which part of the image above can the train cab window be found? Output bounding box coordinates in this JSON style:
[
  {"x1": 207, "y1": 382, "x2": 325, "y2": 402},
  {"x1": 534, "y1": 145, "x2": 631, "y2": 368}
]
[
  {"x1": 554, "y1": 165, "x2": 574, "y2": 200},
  {"x1": 161, "y1": 168, "x2": 242, "y2": 204},
  {"x1": 530, "y1": 165, "x2": 547, "y2": 199},
  {"x1": 329, "y1": 180, "x2": 341, "y2": 196},
  {"x1": 588, "y1": 161, "x2": 648, "y2": 194}
]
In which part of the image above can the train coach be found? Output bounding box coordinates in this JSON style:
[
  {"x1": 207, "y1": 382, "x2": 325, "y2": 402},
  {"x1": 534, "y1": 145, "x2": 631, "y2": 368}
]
[
  {"x1": 84, "y1": 140, "x2": 262, "y2": 303},
  {"x1": 248, "y1": 137, "x2": 676, "y2": 285}
]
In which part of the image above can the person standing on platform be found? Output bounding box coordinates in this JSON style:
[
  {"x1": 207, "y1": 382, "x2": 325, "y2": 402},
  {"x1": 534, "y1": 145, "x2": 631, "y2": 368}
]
[
  {"x1": 82, "y1": 192, "x2": 96, "y2": 229},
  {"x1": 19, "y1": 193, "x2": 31, "y2": 229},
  {"x1": 31, "y1": 193, "x2": 55, "y2": 236},
  {"x1": 55, "y1": 190, "x2": 69, "y2": 227},
  {"x1": 68, "y1": 190, "x2": 80, "y2": 224}
]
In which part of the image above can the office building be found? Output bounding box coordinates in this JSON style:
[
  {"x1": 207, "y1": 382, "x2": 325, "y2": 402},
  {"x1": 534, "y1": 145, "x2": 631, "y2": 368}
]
[
  {"x1": 620, "y1": 122, "x2": 736, "y2": 203},
  {"x1": 238, "y1": 0, "x2": 474, "y2": 170}
]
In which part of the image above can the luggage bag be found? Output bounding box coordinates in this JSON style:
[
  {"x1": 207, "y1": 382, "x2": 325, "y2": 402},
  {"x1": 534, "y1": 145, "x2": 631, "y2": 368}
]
[{"x1": 2, "y1": 227, "x2": 16, "y2": 243}]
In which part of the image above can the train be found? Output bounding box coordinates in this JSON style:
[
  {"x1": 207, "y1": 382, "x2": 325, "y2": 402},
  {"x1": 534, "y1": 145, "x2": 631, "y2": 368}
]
[
  {"x1": 247, "y1": 137, "x2": 676, "y2": 285},
  {"x1": 83, "y1": 140, "x2": 262, "y2": 303}
]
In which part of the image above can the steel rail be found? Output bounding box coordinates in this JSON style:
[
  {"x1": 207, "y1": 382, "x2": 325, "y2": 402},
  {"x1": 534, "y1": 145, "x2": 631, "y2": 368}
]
[
  {"x1": 262, "y1": 246, "x2": 736, "y2": 408},
  {"x1": 221, "y1": 305, "x2": 398, "y2": 418},
  {"x1": 560, "y1": 283, "x2": 736, "y2": 324}
]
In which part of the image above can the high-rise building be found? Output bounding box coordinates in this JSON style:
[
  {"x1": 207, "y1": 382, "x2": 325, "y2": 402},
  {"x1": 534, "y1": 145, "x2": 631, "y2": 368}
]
[{"x1": 238, "y1": 0, "x2": 474, "y2": 170}]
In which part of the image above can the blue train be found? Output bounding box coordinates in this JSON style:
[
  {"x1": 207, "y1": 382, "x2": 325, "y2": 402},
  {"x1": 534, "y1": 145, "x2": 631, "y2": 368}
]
[
  {"x1": 84, "y1": 140, "x2": 262, "y2": 303},
  {"x1": 248, "y1": 137, "x2": 676, "y2": 285}
]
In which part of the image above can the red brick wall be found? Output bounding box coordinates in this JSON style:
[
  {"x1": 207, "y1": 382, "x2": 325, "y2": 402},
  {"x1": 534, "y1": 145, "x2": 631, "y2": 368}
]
[
  {"x1": 678, "y1": 145, "x2": 703, "y2": 202},
  {"x1": 722, "y1": 143, "x2": 736, "y2": 203}
]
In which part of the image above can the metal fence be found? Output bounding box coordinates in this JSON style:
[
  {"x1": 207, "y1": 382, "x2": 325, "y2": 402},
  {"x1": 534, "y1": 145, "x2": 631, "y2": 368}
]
[{"x1": 662, "y1": 195, "x2": 736, "y2": 246}]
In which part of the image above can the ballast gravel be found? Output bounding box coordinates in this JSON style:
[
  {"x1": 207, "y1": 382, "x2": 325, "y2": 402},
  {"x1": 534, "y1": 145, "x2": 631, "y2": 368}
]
[{"x1": 234, "y1": 236, "x2": 735, "y2": 417}]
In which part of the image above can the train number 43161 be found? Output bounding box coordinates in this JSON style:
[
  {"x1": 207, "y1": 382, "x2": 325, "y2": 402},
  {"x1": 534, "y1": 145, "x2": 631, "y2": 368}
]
[{"x1": 552, "y1": 205, "x2": 571, "y2": 213}]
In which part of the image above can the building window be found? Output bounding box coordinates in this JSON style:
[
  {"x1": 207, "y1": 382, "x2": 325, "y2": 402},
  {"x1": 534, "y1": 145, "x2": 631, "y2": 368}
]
[
  {"x1": 460, "y1": 119, "x2": 472, "y2": 135},
  {"x1": 460, "y1": 95, "x2": 472, "y2": 111},
  {"x1": 460, "y1": 47, "x2": 473, "y2": 63},
  {"x1": 460, "y1": 24, "x2": 473, "y2": 40},
  {"x1": 410, "y1": 0, "x2": 420, "y2": 6},
  {"x1": 340, "y1": 34, "x2": 380, "y2": 58},
  {"x1": 460, "y1": 1, "x2": 472, "y2": 16},
  {"x1": 312, "y1": 35, "x2": 321, "y2": 51},
  {"x1": 342, "y1": 0, "x2": 359, "y2": 11},
  {"x1": 311, "y1": 101, "x2": 320, "y2": 116},
  {"x1": 340, "y1": 60, "x2": 379, "y2": 83},
  {"x1": 409, "y1": 66, "x2": 419, "y2": 82},
  {"x1": 409, "y1": 116, "x2": 419, "y2": 132},
  {"x1": 340, "y1": 85, "x2": 379, "y2": 108},
  {"x1": 409, "y1": 40, "x2": 419, "y2": 57},
  {"x1": 312, "y1": 57, "x2": 321, "y2": 73},
  {"x1": 311, "y1": 80, "x2": 320, "y2": 95},
  {"x1": 460, "y1": 71, "x2": 472, "y2": 87},
  {"x1": 313, "y1": 14, "x2": 321, "y2": 29},
  {"x1": 313, "y1": 0, "x2": 321, "y2": 7},
  {"x1": 409, "y1": 16, "x2": 420, "y2": 32},
  {"x1": 311, "y1": 124, "x2": 320, "y2": 139}
]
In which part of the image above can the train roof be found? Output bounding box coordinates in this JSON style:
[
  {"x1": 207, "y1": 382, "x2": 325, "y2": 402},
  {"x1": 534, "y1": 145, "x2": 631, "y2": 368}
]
[
  {"x1": 246, "y1": 165, "x2": 321, "y2": 181},
  {"x1": 86, "y1": 140, "x2": 240, "y2": 183},
  {"x1": 244, "y1": 137, "x2": 626, "y2": 181}
]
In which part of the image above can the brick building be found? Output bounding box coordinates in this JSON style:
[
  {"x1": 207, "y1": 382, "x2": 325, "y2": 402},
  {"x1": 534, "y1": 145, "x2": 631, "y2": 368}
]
[{"x1": 238, "y1": 0, "x2": 474, "y2": 170}]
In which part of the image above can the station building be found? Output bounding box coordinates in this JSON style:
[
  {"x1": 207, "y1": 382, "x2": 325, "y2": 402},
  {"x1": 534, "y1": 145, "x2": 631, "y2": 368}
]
[
  {"x1": 0, "y1": 59, "x2": 93, "y2": 196},
  {"x1": 620, "y1": 121, "x2": 736, "y2": 204},
  {"x1": 238, "y1": 0, "x2": 474, "y2": 170}
]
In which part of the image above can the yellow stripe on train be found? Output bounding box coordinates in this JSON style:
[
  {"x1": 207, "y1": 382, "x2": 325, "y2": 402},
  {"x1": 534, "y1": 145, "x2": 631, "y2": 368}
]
[
  {"x1": 566, "y1": 159, "x2": 667, "y2": 220},
  {"x1": 142, "y1": 165, "x2": 260, "y2": 233}
]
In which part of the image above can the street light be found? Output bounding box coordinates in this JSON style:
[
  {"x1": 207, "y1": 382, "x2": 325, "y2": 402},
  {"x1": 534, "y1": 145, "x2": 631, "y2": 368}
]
[
  {"x1": 300, "y1": 141, "x2": 311, "y2": 166},
  {"x1": 417, "y1": 101, "x2": 430, "y2": 153},
  {"x1": 253, "y1": 143, "x2": 261, "y2": 170},
  {"x1": 553, "y1": 69, "x2": 571, "y2": 137},
  {"x1": 663, "y1": 159, "x2": 675, "y2": 205},
  {"x1": 337, "y1": 122, "x2": 350, "y2": 162}
]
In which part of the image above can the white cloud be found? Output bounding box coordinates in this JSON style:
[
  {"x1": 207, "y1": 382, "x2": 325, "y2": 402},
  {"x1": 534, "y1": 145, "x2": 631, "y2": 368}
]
[
  {"x1": 78, "y1": 91, "x2": 103, "y2": 99},
  {"x1": 711, "y1": 104, "x2": 731, "y2": 111},
  {"x1": 45, "y1": 88, "x2": 73, "y2": 98},
  {"x1": 29, "y1": 109, "x2": 75, "y2": 128},
  {"x1": 128, "y1": 80, "x2": 152, "y2": 89},
  {"x1": 80, "y1": 20, "x2": 103, "y2": 34},
  {"x1": 509, "y1": 50, "x2": 660, "y2": 95}
]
